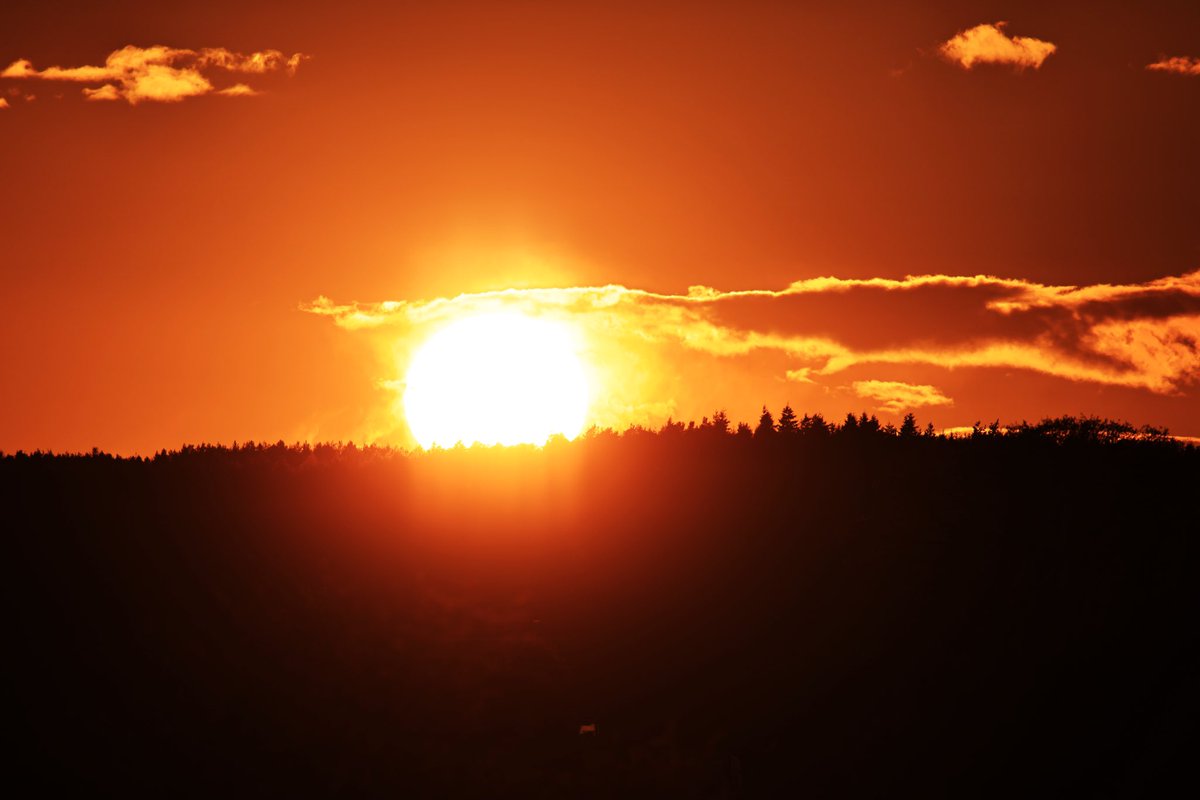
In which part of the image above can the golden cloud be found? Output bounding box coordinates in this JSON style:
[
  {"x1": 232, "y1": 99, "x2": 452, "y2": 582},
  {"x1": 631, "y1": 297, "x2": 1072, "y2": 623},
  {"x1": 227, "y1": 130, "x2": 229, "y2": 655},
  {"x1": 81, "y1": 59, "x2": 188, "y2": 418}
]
[
  {"x1": 1, "y1": 57, "x2": 113, "y2": 81},
  {"x1": 1146, "y1": 56, "x2": 1200, "y2": 76},
  {"x1": 938, "y1": 22, "x2": 1056, "y2": 70},
  {"x1": 0, "y1": 97, "x2": 9, "y2": 110},
  {"x1": 216, "y1": 84, "x2": 258, "y2": 97},
  {"x1": 305, "y1": 269, "x2": 1200, "y2": 400},
  {"x1": 82, "y1": 85, "x2": 121, "y2": 102},
  {"x1": 0, "y1": 45, "x2": 306, "y2": 105},
  {"x1": 196, "y1": 48, "x2": 308, "y2": 75},
  {"x1": 852, "y1": 381, "x2": 954, "y2": 413}
]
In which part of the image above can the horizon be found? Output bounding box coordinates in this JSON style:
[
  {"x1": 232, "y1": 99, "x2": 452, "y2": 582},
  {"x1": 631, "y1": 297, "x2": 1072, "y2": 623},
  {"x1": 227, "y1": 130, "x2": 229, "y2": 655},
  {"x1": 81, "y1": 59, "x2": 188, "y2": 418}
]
[{"x1": 5, "y1": 409, "x2": 1196, "y2": 458}]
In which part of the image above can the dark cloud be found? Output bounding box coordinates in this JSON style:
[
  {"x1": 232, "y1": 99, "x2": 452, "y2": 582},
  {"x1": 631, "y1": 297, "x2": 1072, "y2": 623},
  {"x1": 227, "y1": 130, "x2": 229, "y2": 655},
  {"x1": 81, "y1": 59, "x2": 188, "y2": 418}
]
[{"x1": 307, "y1": 270, "x2": 1200, "y2": 397}]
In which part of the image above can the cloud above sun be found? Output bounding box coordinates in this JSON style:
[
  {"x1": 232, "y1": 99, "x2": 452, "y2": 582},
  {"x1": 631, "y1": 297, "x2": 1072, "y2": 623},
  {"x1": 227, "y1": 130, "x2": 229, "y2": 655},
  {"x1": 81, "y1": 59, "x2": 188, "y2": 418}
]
[
  {"x1": 305, "y1": 270, "x2": 1200, "y2": 437},
  {"x1": 939, "y1": 22, "x2": 1057, "y2": 71},
  {"x1": 1, "y1": 45, "x2": 307, "y2": 104}
]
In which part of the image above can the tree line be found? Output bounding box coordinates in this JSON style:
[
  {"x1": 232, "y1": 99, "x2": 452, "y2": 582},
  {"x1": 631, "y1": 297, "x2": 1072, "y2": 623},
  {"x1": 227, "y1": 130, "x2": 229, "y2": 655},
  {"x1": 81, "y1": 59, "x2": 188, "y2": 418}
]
[
  {"x1": 0, "y1": 410, "x2": 1183, "y2": 463},
  {"x1": 596, "y1": 408, "x2": 1175, "y2": 445}
]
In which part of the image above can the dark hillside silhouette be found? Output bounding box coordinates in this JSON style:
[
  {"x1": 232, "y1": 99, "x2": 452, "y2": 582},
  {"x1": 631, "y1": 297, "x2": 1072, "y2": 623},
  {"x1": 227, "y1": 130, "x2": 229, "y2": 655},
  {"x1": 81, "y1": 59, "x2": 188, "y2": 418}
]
[{"x1": 5, "y1": 413, "x2": 1197, "y2": 797}]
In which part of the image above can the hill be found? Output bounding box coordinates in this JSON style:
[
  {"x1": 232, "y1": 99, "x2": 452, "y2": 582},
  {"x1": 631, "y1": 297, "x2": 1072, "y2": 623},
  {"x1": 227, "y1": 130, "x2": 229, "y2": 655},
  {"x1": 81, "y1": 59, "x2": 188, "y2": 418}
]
[{"x1": 6, "y1": 417, "x2": 1197, "y2": 796}]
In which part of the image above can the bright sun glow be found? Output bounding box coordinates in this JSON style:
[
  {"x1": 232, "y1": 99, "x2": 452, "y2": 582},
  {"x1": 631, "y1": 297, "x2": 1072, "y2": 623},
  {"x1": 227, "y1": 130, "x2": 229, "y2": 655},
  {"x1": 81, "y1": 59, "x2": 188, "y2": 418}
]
[{"x1": 403, "y1": 313, "x2": 590, "y2": 448}]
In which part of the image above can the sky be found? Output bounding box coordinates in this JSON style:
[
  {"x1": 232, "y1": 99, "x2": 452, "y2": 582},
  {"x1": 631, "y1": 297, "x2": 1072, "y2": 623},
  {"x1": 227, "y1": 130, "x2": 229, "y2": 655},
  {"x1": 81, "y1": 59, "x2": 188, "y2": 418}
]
[{"x1": 1, "y1": 0, "x2": 1197, "y2": 453}]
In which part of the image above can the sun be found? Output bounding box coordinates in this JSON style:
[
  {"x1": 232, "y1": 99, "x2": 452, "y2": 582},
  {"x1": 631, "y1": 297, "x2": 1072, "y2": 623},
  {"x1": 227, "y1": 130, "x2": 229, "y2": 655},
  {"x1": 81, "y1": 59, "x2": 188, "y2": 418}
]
[{"x1": 403, "y1": 312, "x2": 590, "y2": 448}]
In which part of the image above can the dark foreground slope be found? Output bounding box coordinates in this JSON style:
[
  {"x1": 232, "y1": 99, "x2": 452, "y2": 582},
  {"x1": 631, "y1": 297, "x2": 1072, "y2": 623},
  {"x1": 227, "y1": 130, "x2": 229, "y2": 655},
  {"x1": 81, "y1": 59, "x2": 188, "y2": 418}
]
[{"x1": 6, "y1": 430, "x2": 1197, "y2": 797}]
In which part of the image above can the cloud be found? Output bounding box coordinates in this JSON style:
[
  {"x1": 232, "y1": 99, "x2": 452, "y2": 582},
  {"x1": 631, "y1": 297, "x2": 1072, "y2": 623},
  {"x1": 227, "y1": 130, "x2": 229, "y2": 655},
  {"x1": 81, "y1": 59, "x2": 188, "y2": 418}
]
[
  {"x1": 82, "y1": 84, "x2": 121, "y2": 102},
  {"x1": 0, "y1": 97, "x2": 8, "y2": 109},
  {"x1": 0, "y1": 45, "x2": 306, "y2": 104},
  {"x1": 938, "y1": 22, "x2": 1056, "y2": 70},
  {"x1": 1, "y1": 57, "x2": 113, "y2": 81},
  {"x1": 216, "y1": 83, "x2": 258, "y2": 97},
  {"x1": 1146, "y1": 56, "x2": 1200, "y2": 76},
  {"x1": 305, "y1": 269, "x2": 1200, "y2": 399},
  {"x1": 197, "y1": 48, "x2": 299, "y2": 74},
  {"x1": 852, "y1": 381, "x2": 953, "y2": 413}
]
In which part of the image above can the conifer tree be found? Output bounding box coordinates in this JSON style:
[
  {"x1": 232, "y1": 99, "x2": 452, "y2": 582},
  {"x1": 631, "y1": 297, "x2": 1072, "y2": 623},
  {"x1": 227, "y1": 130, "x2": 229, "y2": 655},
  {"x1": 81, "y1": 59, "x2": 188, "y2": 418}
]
[
  {"x1": 755, "y1": 406, "x2": 776, "y2": 438},
  {"x1": 778, "y1": 404, "x2": 799, "y2": 434},
  {"x1": 809, "y1": 413, "x2": 830, "y2": 436}
]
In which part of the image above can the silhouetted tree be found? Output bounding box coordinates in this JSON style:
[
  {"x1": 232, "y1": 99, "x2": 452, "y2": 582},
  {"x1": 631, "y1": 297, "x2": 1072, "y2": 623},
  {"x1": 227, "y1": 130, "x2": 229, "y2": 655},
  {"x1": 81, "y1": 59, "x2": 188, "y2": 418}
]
[
  {"x1": 971, "y1": 419, "x2": 1002, "y2": 439},
  {"x1": 860, "y1": 412, "x2": 881, "y2": 434},
  {"x1": 900, "y1": 413, "x2": 919, "y2": 439},
  {"x1": 810, "y1": 413, "x2": 830, "y2": 437},
  {"x1": 777, "y1": 404, "x2": 799, "y2": 435},
  {"x1": 755, "y1": 406, "x2": 776, "y2": 438},
  {"x1": 660, "y1": 417, "x2": 686, "y2": 436},
  {"x1": 710, "y1": 410, "x2": 731, "y2": 435}
]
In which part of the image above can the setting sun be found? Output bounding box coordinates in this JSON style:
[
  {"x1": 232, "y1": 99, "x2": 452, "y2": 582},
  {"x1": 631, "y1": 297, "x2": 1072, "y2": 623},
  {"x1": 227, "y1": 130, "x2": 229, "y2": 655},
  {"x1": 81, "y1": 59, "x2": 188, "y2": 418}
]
[{"x1": 402, "y1": 313, "x2": 589, "y2": 448}]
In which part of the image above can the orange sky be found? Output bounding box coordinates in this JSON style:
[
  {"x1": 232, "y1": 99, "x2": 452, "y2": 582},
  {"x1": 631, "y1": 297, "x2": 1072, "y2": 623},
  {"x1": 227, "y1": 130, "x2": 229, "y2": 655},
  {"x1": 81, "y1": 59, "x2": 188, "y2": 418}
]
[{"x1": 2, "y1": 1, "x2": 1198, "y2": 453}]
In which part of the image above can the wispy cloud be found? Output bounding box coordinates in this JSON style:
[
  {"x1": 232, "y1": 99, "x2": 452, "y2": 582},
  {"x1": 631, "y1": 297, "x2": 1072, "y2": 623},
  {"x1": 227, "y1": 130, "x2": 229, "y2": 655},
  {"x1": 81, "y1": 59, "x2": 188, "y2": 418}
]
[
  {"x1": 216, "y1": 84, "x2": 258, "y2": 97},
  {"x1": 82, "y1": 84, "x2": 121, "y2": 102},
  {"x1": 938, "y1": 22, "x2": 1057, "y2": 71},
  {"x1": 1, "y1": 45, "x2": 306, "y2": 105},
  {"x1": 1146, "y1": 56, "x2": 1200, "y2": 76},
  {"x1": 852, "y1": 381, "x2": 953, "y2": 413},
  {"x1": 196, "y1": 48, "x2": 306, "y2": 75}
]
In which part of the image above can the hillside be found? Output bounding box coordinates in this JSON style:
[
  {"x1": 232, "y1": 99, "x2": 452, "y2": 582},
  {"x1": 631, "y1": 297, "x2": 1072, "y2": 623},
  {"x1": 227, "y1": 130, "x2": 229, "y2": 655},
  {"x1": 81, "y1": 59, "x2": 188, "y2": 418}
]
[{"x1": 6, "y1": 421, "x2": 1197, "y2": 796}]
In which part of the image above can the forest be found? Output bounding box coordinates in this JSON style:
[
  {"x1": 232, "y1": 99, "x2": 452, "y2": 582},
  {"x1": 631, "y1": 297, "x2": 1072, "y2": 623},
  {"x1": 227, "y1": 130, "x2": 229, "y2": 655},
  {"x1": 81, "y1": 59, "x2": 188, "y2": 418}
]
[{"x1": 6, "y1": 413, "x2": 1196, "y2": 797}]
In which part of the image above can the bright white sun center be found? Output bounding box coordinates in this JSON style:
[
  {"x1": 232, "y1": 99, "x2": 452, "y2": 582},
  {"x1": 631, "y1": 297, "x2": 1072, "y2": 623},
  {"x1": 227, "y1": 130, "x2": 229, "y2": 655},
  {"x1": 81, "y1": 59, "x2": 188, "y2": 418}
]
[{"x1": 403, "y1": 313, "x2": 590, "y2": 448}]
